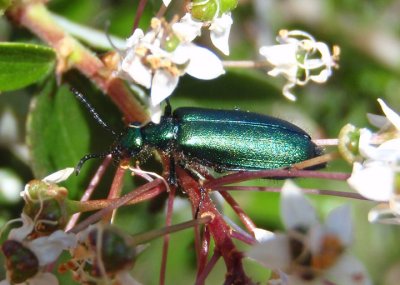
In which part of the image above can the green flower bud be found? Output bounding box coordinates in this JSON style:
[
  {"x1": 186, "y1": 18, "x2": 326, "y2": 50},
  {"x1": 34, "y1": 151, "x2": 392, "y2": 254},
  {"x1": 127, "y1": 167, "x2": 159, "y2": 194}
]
[
  {"x1": 191, "y1": 0, "x2": 218, "y2": 22},
  {"x1": 220, "y1": 0, "x2": 238, "y2": 13},
  {"x1": 338, "y1": 124, "x2": 361, "y2": 164},
  {"x1": 164, "y1": 34, "x2": 181, "y2": 52},
  {"x1": 22, "y1": 180, "x2": 69, "y2": 235}
]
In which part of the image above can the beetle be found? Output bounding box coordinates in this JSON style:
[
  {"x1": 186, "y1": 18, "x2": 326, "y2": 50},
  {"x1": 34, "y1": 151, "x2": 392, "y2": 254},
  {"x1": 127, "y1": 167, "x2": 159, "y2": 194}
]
[{"x1": 73, "y1": 90, "x2": 324, "y2": 177}]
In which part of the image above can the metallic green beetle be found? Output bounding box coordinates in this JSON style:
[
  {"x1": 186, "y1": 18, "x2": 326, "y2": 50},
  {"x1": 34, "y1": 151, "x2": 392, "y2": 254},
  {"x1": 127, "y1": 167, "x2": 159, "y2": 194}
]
[{"x1": 75, "y1": 100, "x2": 323, "y2": 174}]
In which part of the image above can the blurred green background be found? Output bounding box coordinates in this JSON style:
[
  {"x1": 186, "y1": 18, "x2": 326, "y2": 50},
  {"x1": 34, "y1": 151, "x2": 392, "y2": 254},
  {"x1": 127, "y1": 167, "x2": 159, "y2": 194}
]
[{"x1": 1, "y1": 0, "x2": 400, "y2": 284}]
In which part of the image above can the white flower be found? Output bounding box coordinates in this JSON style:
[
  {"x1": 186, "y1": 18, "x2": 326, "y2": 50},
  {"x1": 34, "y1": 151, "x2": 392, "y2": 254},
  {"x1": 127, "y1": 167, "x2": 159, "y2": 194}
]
[
  {"x1": 118, "y1": 18, "x2": 224, "y2": 123},
  {"x1": 259, "y1": 29, "x2": 339, "y2": 101},
  {"x1": 209, "y1": 13, "x2": 233, "y2": 55},
  {"x1": 173, "y1": 12, "x2": 233, "y2": 55},
  {"x1": 347, "y1": 99, "x2": 400, "y2": 224},
  {"x1": 248, "y1": 180, "x2": 370, "y2": 285}
]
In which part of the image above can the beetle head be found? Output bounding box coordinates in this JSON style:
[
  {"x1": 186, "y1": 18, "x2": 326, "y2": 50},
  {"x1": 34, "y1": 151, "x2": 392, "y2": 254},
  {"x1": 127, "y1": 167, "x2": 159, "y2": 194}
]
[{"x1": 110, "y1": 125, "x2": 143, "y2": 163}]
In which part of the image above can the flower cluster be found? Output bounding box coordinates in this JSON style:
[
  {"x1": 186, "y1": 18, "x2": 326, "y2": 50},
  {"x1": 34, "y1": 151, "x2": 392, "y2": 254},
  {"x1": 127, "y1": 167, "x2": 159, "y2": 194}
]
[
  {"x1": 259, "y1": 29, "x2": 339, "y2": 101},
  {"x1": 118, "y1": 17, "x2": 225, "y2": 123},
  {"x1": 0, "y1": 169, "x2": 77, "y2": 285},
  {"x1": 342, "y1": 99, "x2": 400, "y2": 224},
  {"x1": 248, "y1": 180, "x2": 370, "y2": 285}
]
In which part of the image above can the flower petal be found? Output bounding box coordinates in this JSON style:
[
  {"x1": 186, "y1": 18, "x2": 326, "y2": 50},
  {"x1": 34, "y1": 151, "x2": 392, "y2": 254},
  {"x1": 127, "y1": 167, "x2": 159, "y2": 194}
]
[
  {"x1": 326, "y1": 253, "x2": 372, "y2": 285},
  {"x1": 173, "y1": 13, "x2": 202, "y2": 43},
  {"x1": 42, "y1": 168, "x2": 74, "y2": 184},
  {"x1": 282, "y1": 82, "x2": 297, "y2": 101},
  {"x1": 8, "y1": 213, "x2": 34, "y2": 241},
  {"x1": 368, "y1": 203, "x2": 399, "y2": 224},
  {"x1": 151, "y1": 70, "x2": 179, "y2": 105},
  {"x1": 209, "y1": 13, "x2": 233, "y2": 55},
  {"x1": 366, "y1": 113, "x2": 389, "y2": 129},
  {"x1": 253, "y1": 228, "x2": 275, "y2": 243},
  {"x1": 183, "y1": 45, "x2": 225, "y2": 79},
  {"x1": 29, "y1": 230, "x2": 77, "y2": 266},
  {"x1": 309, "y1": 68, "x2": 331, "y2": 83},
  {"x1": 162, "y1": 0, "x2": 171, "y2": 7},
  {"x1": 126, "y1": 29, "x2": 144, "y2": 48},
  {"x1": 325, "y1": 204, "x2": 353, "y2": 246},
  {"x1": 378, "y1": 98, "x2": 400, "y2": 131},
  {"x1": 121, "y1": 54, "x2": 152, "y2": 89},
  {"x1": 281, "y1": 180, "x2": 318, "y2": 230},
  {"x1": 247, "y1": 234, "x2": 291, "y2": 271},
  {"x1": 149, "y1": 103, "x2": 162, "y2": 124},
  {"x1": 347, "y1": 162, "x2": 394, "y2": 201},
  {"x1": 259, "y1": 44, "x2": 298, "y2": 69}
]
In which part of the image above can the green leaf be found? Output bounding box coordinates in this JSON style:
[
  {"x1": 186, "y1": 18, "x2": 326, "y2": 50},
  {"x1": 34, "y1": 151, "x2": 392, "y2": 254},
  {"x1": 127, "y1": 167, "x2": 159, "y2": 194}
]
[
  {"x1": 27, "y1": 82, "x2": 91, "y2": 198},
  {"x1": 0, "y1": 0, "x2": 11, "y2": 14},
  {"x1": 0, "y1": 43, "x2": 55, "y2": 92}
]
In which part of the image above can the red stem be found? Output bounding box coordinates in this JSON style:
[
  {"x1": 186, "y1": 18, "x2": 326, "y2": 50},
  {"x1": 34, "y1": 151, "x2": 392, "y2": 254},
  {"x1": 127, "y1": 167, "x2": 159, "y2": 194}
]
[
  {"x1": 219, "y1": 191, "x2": 257, "y2": 235},
  {"x1": 196, "y1": 226, "x2": 210, "y2": 282},
  {"x1": 159, "y1": 186, "x2": 176, "y2": 285},
  {"x1": 214, "y1": 186, "x2": 367, "y2": 200},
  {"x1": 103, "y1": 165, "x2": 127, "y2": 222},
  {"x1": 195, "y1": 250, "x2": 221, "y2": 285},
  {"x1": 133, "y1": 0, "x2": 148, "y2": 32},
  {"x1": 205, "y1": 169, "x2": 351, "y2": 189},
  {"x1": 230, "y1": 230, "x2": 256, "y2": 245},
  {"x1": 68, "y1": 179, "x2": 165, "y2": 234},
  {"x1": 176, "y1": 167, "x2": 252, "y2": 284},
  {"x1": 65, "y1": 155, "x2": 112, "y2": 231},
  {"x1": 7, "y1": 3, "x2": 148, "y2": 123}
]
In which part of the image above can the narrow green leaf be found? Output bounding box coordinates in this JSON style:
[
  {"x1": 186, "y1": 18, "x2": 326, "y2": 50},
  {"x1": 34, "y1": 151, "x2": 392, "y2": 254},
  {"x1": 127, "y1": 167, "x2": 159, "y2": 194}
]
[{"x1": 0, "y1": 42, "x2": 55, "y2": 91}]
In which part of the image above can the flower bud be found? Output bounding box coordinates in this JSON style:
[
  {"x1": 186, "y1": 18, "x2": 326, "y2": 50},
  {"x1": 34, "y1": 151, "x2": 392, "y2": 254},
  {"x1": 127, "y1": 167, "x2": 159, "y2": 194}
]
[
  {"x1": 22, "y1": 180, "x2": 69, "y2": 235},
  {"x1": 1, "y1": 240, "x2": 39, "y2": 284},
  {"x1": 220, "y1": 0, "x2": 238, "y2": 13},
  {"x1": 87, "y1": 226, "x2": 136, "y2": 275},
  {"x1": 191, "y1": 0, "x2": 218, "y2": 21},
  {"x1": 338, "y1": 124, "x2": 361, "y2": 164}
]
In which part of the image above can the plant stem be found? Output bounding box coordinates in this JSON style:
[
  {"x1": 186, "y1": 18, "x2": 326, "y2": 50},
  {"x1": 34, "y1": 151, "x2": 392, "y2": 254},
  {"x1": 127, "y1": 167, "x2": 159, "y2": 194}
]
[
  {"x1": 6, "y1": 2, "x2": 148, "y2": 123},
  {"x1": 65, "y1": 155, "x2": 112, "y2": 231},
  {"x1": 131, "y1": 217, "x2": 211, "y2": 245},
  {"x1": 68, "y1": 179, "x2": 165, "y2": 233},
  {"x1": 214, "y1": 186, "x2": 367, "y2": 200},
  {"x1": 222, "y1": 60, "x2": 272, "y2": 69},
  {"x1": 205, "y1": 169, "x2": 351, "y2": 189}
]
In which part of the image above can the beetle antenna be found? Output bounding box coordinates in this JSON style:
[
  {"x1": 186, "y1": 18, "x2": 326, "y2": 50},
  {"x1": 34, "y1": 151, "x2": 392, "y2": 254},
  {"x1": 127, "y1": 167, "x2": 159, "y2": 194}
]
[
  {"x1": 75, "y1": 151, "x2": 111, "y2": 175},
  {"x1": 71, "y1": 88, "x2": 117, "y2": 136}
]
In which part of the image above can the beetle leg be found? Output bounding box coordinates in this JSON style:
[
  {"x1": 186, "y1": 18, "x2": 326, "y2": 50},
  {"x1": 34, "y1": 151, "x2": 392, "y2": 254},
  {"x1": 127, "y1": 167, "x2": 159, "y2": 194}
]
[
  {"x1": 178, "y1": 163, "x2": 208, "y2": 218},
  {"x1": 164, "y1": 99, "x2": 172, "y2": 116},
  {"x1": 167, "y1": 155, "x2": 179, "y2": 187}
]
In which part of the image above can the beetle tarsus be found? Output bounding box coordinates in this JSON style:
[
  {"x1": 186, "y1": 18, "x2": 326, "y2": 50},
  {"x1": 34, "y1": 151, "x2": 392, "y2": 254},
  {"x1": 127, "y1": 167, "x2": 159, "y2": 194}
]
[{"x1": 195, "y1": 186, "x2": 206, "y2": 219}]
